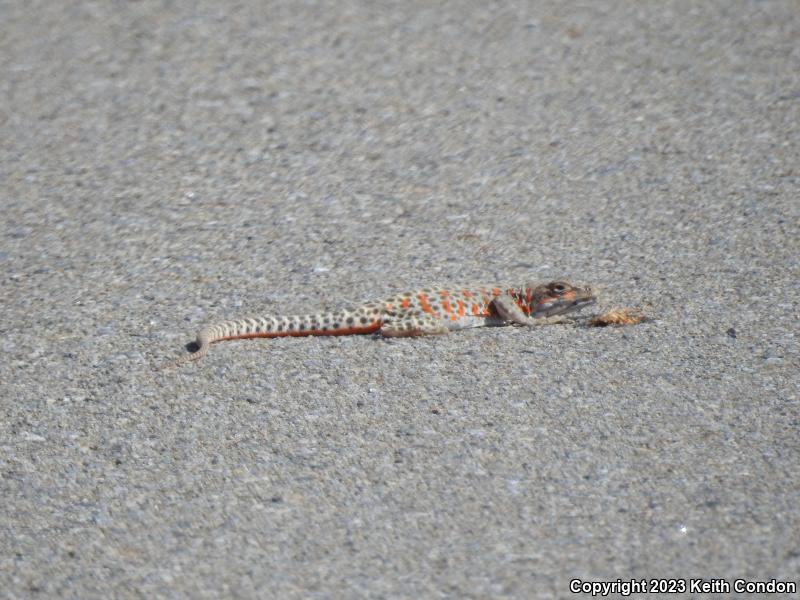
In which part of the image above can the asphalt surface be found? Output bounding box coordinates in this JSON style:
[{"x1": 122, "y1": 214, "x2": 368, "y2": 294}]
[{"x1": 2, "y1": 1, "x2": 798, "y2": 598}]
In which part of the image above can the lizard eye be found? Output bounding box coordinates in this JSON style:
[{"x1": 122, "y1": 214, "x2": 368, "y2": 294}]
[{"x1": 549, "y1": 282, "x2": 567, "y2": 294}]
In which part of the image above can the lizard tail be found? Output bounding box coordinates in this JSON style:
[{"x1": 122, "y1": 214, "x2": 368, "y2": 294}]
[
  {"x1": 162, "y1": 310, "x2": 379, "y2": 368},
  {"x1": 162, "y1": 315, "x2": 300, "y2": 368},
  {"x1": 161, "y1": 324, "x2": 223, "y2": 368}
]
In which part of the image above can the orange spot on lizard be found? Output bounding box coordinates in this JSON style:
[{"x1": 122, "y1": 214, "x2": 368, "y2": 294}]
[{"x1": 418, "y1": 293, "x2": 433, "y2": 314}]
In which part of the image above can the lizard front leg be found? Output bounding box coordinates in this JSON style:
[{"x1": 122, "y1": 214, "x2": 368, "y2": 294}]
[{"x1": 492, "y1": 294, "x2": 568, "y2": 326}]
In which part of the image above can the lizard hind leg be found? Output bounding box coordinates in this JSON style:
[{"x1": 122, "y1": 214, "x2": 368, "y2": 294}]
[{"x1": 380, "y1": 313, "x2": 449, "y2": 338}]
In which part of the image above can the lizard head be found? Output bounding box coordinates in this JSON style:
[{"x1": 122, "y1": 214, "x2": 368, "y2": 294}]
[{"x1": 526, "y1": 281, "x2": 596, "y2": 318}]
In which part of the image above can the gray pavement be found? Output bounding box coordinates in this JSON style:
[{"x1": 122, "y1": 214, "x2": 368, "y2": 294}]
[{"x1": 2, "y1": 1, "x2": 798, "y2": 597}]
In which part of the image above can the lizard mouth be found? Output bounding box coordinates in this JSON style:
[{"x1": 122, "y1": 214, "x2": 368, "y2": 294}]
[{"x1": 532, "y1": 293, "x2": 596, "y2": 318}]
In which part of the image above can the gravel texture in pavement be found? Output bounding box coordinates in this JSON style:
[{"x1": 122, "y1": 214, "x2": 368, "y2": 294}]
[{"x1": 2, "y1": 1, "x2": 798, "y2": 597}]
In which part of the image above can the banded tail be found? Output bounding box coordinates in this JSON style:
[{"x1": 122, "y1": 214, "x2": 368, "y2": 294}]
[{"x1": 163, "y1": 309, "x2": 381, "y2": 367}]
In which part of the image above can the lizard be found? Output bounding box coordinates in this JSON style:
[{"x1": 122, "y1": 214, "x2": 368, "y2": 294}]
[{"x1": 165, "y1": 280, "x2": 596, "y2": 366}]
